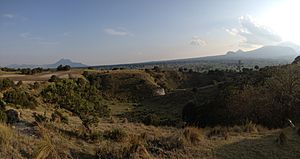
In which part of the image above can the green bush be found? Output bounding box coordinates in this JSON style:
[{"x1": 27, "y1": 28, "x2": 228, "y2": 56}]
[
  {"x1": 0, "y1": 100, "x2": 5, "y2": 110},
  {"x1": 30, "y1": 82, "x2": 40, "y2": 89},
  {"x1": 0, "y1": 110, "x2": 7, "y2": 123},
  {"x1": 48, "y1": 75, "x2": 59, "y2": 82},
  {"x1": 33, "y1": 112, "x2": 48, "y2": 123},
  {"x1": 143, "y1": 114, "x2": 160, "y2": 126},
  {"x1": 41, "y1": 79, "x2": 110, "y2": 129},
  {"x1": 182, "y1": 65, "x2": 300, "y2": 128},
  {"x1": 51, "y1": 110, "x2": 69, "y2": 124},
  {"x1": 0, "y1": 100, "x2": 7, "y2": 123},
  {"x1": 57, "y1": 65, "x2": 71, "y2": 71},
  {"x1": 0, "y1": 78, "x2": 14, "y2": 90},
  {"x1": 3, "y1": 89, "x2": 37, "y2": 109},
  {"x1": 103, "y1": 128, "x2": 127, "y2": 142}
]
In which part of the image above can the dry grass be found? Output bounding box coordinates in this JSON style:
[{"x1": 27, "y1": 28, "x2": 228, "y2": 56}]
[
  {"x1": 34, "y1": 125, "x2": 60, "y2": 159},
  {"x1": 0, "y1": 123, "x2": 13, "y2": 148},
  {"x1": 183, "y1": 127, "x2": 203, "y2": 144},
  {"x1": 276, "y1": 131, "x2": 287, "y2": 145},
  {"x1": 243, "y1": 121, "x2": 258, "y2": 133},
  {"x1": 34, "y1": 124, "x2": 71, "y2": 159},
  {"x1": 207, "y1": 127, "x2": 229, "y2": 140},
  {"x1": 96, "y1": 135, "x2": 153, "y2": 159}
]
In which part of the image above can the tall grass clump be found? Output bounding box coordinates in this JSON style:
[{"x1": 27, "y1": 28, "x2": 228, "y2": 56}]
[
  {"x1": 103, "y1": 128, "x2": 127, "y2": 142},
  {"x1": 0, "y1": 123, "x2": 13, "y2": 149},
  {"x1": 183, "y1": 127, "x2": 202, "y2": 144},
  {"x1": 34, "y1": 125, "x2": 70, "y2": 159}
]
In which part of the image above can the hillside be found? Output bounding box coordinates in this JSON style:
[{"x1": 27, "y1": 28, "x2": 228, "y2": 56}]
[{"x1": 1, "y1": 60, "x2": 300, "y2": 158}]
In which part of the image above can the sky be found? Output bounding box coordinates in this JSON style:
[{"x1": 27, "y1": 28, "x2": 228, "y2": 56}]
[{"x1": 0, "y1": 0, "x2": 299, "y2": 66}]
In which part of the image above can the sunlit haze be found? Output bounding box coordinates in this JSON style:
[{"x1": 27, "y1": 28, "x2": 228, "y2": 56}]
[{"x1": 259, "y1": 0, "x2": 300, "y2": 44}]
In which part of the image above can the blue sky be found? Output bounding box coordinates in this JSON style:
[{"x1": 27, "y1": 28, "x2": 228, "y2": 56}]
[{"x1": 0, "y1": 0, "x2": 298, "y2": 66}]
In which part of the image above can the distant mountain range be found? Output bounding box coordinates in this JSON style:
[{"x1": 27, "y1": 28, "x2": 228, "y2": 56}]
[
  {"x1": 94, "y1": 43, "x2": 300, "y2": 69},
  {"x1": 7, "y1": 59, "x2": 88, "y2": 69},
  {"x1": 6, "y1": 42, "x2": 300, "y2": 69},
  {"x1": 198, "y1": 45, "x2": 298, "y2": 61}
]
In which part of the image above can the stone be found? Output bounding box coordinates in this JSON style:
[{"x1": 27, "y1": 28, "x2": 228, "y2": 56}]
[
  {"x1": 153, "y1": 88, "x2": 166, "y2": 96},
  {"x1": 6, "y1": 109, "x2": 20, "y2": 124}
]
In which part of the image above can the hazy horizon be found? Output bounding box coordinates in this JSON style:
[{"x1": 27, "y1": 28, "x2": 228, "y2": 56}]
[{"x1": 1, "y1": 0, "x2": 300, "y2": 66}]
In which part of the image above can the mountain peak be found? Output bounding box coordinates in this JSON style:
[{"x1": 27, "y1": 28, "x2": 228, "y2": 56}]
[
  {"x1": 6, "y1": 58, "x2": 88, "y2": 69},
  {"x1": 222, "y1": 45, "x2": 298, "y2": 60},
  {"x1": 48, "y1": 58, "x2": 87, "y2": 68},
  {"x1": 226, "y1": 49, "x2": 244, "y2": 55},
  {"x1": 236, "y1": 49, "x2": 244, "y2": 53},
  {"x1": 55, "y1": 58, "x2": 73, "y2": 65}
]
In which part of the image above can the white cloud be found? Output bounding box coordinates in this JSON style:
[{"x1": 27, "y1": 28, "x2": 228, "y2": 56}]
[
  {"x1": 225, "y1": 28, "x2": 239, "y2": 36},
  {"x1": 226, "y1": 15, "x2": 282, "y2": 46},
  {"x1": 20, "y1": 32, "x2": 42, "y2": 40},
  {"x1": 20, "y1": 32, "x2": 30, "y2": 38},
  {"x1": 2, "y1": 14, "x2": 14, "y2": 19},
  {"x1": 62, "y1": 32, "x2": 71, "y2": 36},
  {"x1": 104, "y1": 28, "x2": 132, "y2": 36},
  {"x1": 190, "y1": 36, "x2": 207, "y2": 47}
]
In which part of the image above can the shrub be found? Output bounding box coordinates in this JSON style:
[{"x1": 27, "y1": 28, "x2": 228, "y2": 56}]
[
  {"x1": 276, "y1": 132, "x2": 287, "y2": 145},
  {"x1": 0, "y1": 100, "x2": 5, "y2": 110},
  {"x1": 81, "y1": 131, "x2": 103, "y2": 141},
  {"x1": 229, "y1": 125, "x2": 243, "y2": 133},
  {"x1": 0, "y1": 110, "x2": 7, "y2": 123},
  {"x1": 152, "y1": 66, "x2": 161, "y2": 72},
  {"x1": 0, "y1": 100, "x2": 7, "y2": 123},
  {"x1": 48, "y1": 75, "x2": 59, "y2": 82},
  {"x1": 20, "y1": 67, "x2": 44, "y2": 75},
  {"x1": 143, "y1": 114, "x2": 160, "y2": 126},
  {"x1": 182, "y1": 102, "x2": 198, "y2": 124},
  {"x1": 33, "y1": 112, "x2": 48, "y2": 123},
  {"x1": 3, "y1": 89, "x2": 37, "y2": 109},
  {"x1": 31, "y1": 82, "x2": 40, "y2": 89},
  {"x1": 51, "y1": 110, "x2": 69, "y2": 124},
  {"x1": 96, "y1": 139, "x2": 150, "y2": 159},
  {"x1": 96, "y1": 144, "x2": 122, "y2": 159},
  {"x1": 207, "y1": 127, "x2": 229, "y2": 140},
  {"x1": 103, "y1": 128, "x2": 127, "y2": 142},
  {"x1": 81, "y1": 115, "x2": 99, "y2": 132},
  {"x1": 16, "y1": 80, "x2": 23, "y2": 87},
  {"x1": 57, "y1": 65, "x2": 71, "y2": 71},
  {"x1": 243, "y1": 120, "x2": 258, "y2": 133},
  {"x1": 0, "y1": 78, "x2": 14, "y2": 90},
  {"x1": 41, "y1": 79, "x2": 110, "y2": 129},
  {"x1": 183, "y1": 127, "x2": 202, "y2": 144},
  {"x1": 147, "y1": 135, "x2": 184, "y2": 152}
]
